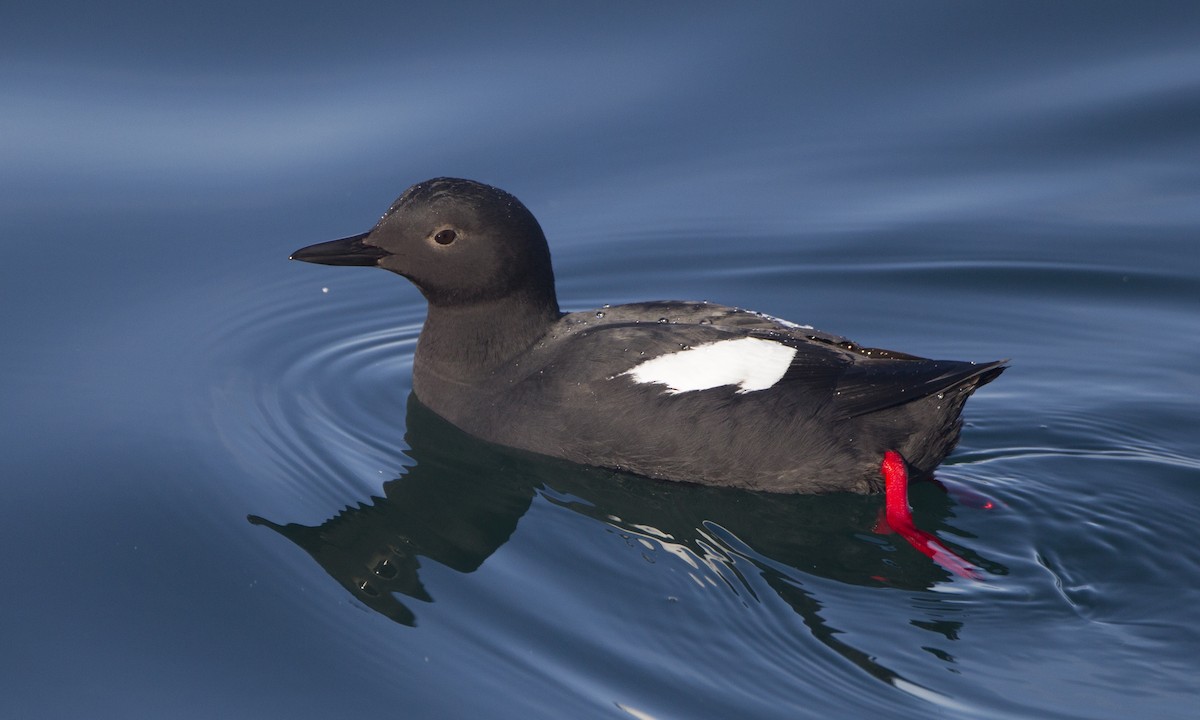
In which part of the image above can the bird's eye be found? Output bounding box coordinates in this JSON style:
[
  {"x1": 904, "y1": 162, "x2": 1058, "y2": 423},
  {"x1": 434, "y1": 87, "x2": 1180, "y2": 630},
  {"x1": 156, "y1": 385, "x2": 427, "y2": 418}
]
[{"x1": 434, "y1": 229, "x2": 457, "y2": 245}]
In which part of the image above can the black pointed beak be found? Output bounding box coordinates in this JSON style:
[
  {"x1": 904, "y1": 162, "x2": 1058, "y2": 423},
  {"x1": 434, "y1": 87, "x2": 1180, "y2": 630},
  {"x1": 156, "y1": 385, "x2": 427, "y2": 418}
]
[{"x1": 290, "y1": 232, "x2": 391, "y2": 266}]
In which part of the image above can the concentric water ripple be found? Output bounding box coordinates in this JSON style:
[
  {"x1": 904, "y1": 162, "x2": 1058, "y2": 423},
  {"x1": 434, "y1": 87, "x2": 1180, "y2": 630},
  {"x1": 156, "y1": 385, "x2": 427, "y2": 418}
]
[{"x1": 204, "y1": 273, "x2": 426, "y2": 515}]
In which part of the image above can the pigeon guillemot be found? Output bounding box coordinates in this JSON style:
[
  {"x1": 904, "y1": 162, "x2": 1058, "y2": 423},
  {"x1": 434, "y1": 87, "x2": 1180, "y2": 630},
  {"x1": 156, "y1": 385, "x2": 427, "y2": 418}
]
[{"x1": 291, "y1": 177, "x2": 1005, "y2": 496}]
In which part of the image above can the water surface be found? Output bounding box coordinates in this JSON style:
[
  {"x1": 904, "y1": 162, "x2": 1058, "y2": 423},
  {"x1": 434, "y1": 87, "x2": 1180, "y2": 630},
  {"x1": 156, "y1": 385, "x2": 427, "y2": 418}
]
[{"x1": 3, "y1": 3, "x2": 1199, "y2": 718}]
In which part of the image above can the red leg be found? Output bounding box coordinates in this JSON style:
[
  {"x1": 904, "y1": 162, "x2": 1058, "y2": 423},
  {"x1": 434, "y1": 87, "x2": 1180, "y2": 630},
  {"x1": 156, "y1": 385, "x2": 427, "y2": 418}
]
[{"x1": 880, "y1": 450, "x2": 982, "y2": 580}]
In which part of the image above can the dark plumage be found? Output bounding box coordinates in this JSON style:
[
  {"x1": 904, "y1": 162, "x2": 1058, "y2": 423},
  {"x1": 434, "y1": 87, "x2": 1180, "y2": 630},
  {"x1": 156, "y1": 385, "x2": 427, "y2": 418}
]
[{"x1": 291, "y1": 177, "x2": 1005, "y2": 494}]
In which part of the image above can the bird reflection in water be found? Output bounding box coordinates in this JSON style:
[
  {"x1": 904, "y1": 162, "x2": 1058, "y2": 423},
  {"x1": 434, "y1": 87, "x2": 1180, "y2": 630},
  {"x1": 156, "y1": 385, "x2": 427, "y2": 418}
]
[{"x1": 250, "y1": 394, "x2": 1000, "y2": 682}]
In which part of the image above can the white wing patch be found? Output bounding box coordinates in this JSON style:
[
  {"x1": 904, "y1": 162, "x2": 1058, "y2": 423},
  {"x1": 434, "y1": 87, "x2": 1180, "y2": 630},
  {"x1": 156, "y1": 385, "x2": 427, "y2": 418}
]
[{"x1": 620, "y1": 337, "x2": 797, "y2": 394}]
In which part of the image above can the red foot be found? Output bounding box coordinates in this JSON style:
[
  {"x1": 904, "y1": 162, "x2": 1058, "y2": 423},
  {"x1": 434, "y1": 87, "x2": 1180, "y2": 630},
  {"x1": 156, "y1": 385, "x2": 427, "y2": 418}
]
[
  {"x1": 943, "y1": 483, "x2": 1000, "y2": 511},
  {"x1": 880, "y1": 450, "x2": 982, "y2": 580}
]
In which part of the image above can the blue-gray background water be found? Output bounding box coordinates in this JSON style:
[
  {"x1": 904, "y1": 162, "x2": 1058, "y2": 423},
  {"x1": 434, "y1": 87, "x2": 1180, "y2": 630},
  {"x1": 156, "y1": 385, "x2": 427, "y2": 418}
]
[{"x1": 4, "y1": 3, "x2": 1199, "y2": 718}]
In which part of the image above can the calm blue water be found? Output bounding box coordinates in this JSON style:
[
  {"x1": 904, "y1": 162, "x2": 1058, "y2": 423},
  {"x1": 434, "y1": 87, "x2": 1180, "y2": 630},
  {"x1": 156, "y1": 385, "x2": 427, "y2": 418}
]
[{"x1": 4, "y1": 3, "x2": 1199, "y2": 718}]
